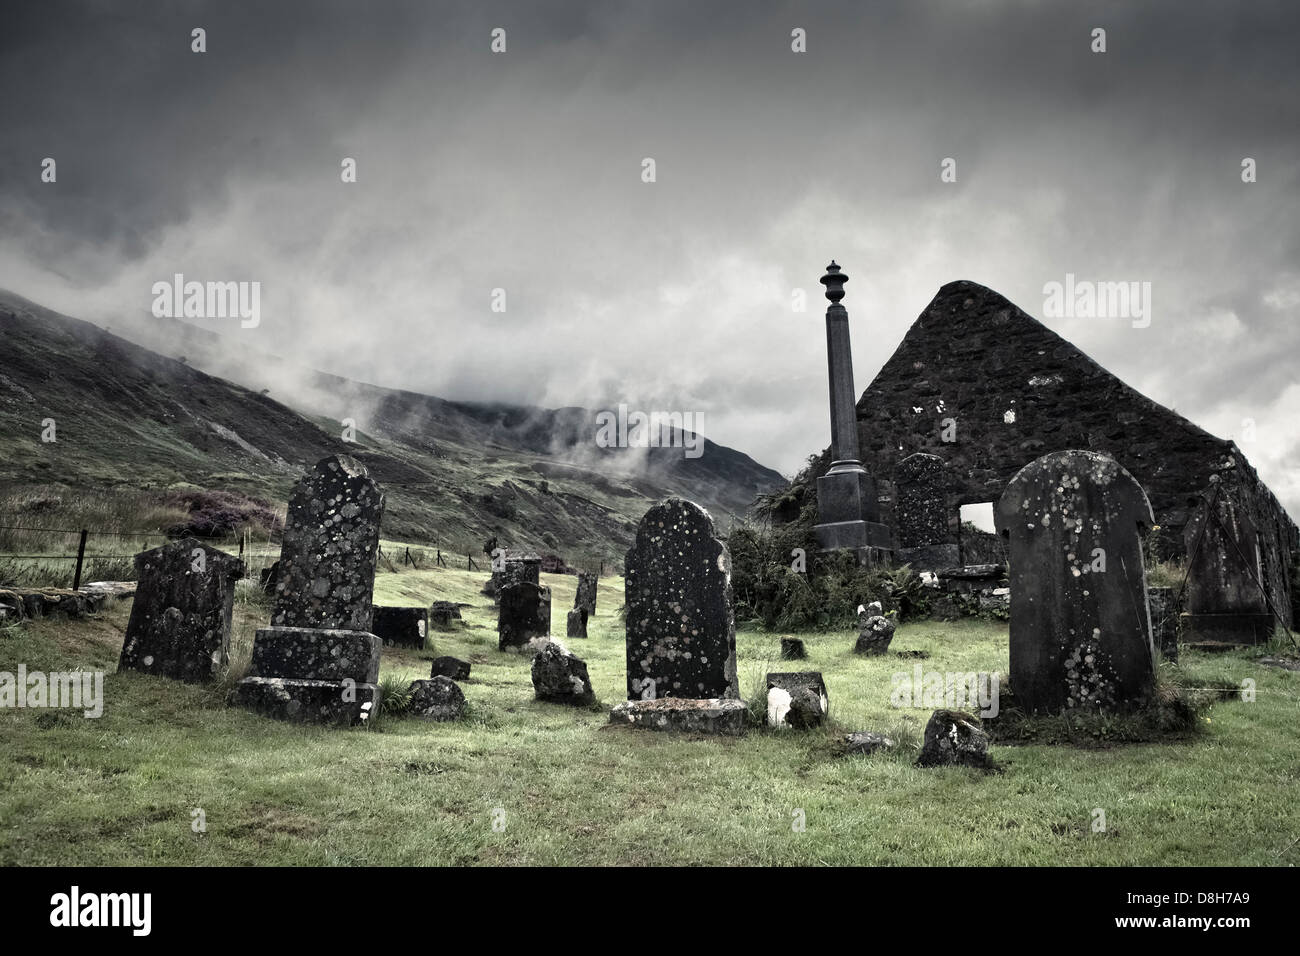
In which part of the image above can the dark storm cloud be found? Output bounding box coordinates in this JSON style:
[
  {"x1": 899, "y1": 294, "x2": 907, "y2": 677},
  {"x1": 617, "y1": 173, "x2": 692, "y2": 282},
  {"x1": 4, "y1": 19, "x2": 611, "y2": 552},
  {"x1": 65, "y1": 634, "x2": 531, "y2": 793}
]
[{"x1": 1, "y1": 0, "x2": 1297, "y2": 513}]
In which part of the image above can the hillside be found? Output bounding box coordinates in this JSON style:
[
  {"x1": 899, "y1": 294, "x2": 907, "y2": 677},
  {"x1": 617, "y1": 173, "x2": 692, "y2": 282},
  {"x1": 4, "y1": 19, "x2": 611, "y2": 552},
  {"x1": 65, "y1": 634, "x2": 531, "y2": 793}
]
[{"x1": 0, "y1": 291, "x2": 783, "y2": 565}]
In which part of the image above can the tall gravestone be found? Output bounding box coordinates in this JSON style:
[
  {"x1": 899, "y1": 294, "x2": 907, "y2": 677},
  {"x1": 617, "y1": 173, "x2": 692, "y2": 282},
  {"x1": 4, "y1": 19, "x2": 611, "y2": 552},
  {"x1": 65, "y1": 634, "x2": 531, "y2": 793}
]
[
  {"x1": 623, "y1": 498, "x2": 738, "y2": 700},
  {"x1": 118, "y1": 538, "x2": 244, "y2": 682},
  {"x1": 893, "y1": 452, "x2": 959, "y2": 569},
  {"x1": 1182, "y1": 476, "x2": 1275, "y2": 644},
  {"x1": 995, "y1": 450, "x2": 1157, "y2": 714},
  {"x1": 230, "y1": 455, "x2": 385, "y2": 724}
]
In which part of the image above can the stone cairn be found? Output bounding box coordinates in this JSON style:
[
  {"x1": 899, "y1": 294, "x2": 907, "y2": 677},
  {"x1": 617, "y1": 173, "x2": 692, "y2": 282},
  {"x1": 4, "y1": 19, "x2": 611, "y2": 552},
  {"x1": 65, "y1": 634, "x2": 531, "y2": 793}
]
[
  {"x1": 609, "y1": 498, "x2": 746, "y2": 735},
  {"x1": 229, "y1": 455, "x2": 385, "y2": 725},
  {"x1": 118, "y1": 538, "x2": 244, "y2": 683},
  {"x1": 995, "y1": 449, "x2": 1157, "y2": 714},
  {"x1": 567, "y1": 570, "x2": 597, "y2": 639}
]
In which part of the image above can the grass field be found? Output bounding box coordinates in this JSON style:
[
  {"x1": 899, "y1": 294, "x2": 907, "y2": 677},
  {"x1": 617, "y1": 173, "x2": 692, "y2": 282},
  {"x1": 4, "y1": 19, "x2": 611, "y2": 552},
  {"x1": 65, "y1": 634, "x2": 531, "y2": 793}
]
[{"x1": 1, "y1": 558, "x2": 1298, "y2": 866}]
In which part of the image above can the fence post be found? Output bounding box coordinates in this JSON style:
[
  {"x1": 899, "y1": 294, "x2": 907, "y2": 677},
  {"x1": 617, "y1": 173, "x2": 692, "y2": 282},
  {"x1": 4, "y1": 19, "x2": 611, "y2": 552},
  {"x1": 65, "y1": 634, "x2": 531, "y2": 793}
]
[{"x1": 72, "y1": 529, "x2": 88, "y2": 590}]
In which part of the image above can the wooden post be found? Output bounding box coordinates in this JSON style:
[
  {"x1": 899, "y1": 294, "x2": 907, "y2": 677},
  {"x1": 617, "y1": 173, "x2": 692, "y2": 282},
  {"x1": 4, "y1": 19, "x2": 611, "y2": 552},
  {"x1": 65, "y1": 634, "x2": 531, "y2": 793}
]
[{"x1": 72, "y1": 529, "x2": 88, "y2": 590}]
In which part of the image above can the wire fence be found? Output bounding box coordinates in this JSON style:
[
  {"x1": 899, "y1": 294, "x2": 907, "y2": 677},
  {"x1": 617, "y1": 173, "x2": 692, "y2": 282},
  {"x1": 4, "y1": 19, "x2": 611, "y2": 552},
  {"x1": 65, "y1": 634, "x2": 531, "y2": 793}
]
[{"x1": 0, "y1": 523, "x2": 506, "y2": 589}]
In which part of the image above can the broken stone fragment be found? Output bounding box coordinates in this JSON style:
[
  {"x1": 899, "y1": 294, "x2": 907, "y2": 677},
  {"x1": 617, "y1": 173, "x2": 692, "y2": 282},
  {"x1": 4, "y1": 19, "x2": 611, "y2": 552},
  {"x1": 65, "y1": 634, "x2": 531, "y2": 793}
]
[
  {"x1": 531, "y1": 640, "x2": 595, "y2": 706},
  {"x1": 429, "y1": 656, "x2": 471, "y2": 680},
  {"x1": 407, "y1": 676, "x2": 466, "y2": 721},
  {"x1": 854, "y1": 610, "x2": 897, "y2": 655},
  {"x1": 843, "y1": 731, "x2": 896, "y2": 756},
  {"x1": 766, "y1": 672, "x2": 828, "y2": 729},
  {"x1": 780, "y1": 637, "x2": 807, "y2": 660},
  {"x1": 915, "y1": 709, "x2": 994, "y2": 770}
]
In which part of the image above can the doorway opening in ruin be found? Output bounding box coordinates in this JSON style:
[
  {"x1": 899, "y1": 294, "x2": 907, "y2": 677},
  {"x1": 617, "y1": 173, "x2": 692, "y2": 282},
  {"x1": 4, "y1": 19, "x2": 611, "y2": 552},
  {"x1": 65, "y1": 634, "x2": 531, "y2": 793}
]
[{"x1": 958, "y1": 502, "x2": 1005, "y2": 565}]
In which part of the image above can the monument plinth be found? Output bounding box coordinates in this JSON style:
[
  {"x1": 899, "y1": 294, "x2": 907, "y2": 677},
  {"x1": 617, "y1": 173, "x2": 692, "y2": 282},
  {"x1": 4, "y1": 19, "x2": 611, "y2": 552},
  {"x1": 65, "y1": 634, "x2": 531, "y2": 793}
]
[{"x1": 813, "y1": 261, "x2": 891, "y2": 557}]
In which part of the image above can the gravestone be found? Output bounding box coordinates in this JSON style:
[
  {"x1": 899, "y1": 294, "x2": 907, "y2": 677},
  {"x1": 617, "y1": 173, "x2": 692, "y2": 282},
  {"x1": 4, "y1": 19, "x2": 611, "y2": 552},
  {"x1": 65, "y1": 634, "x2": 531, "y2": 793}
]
[
  {"x1": 995, "y1": 449, "x2": 1157, "y2": 714},
  {"x1": 575, "y1": 572, "x2": 598, "y2": 615},
  {"x1": 1182, "y1": 477, "x2": 1276, "y2": 644},
  {"x1": 623, "y1": 498, "x2": 738, "y2": 701},
  {"x1": 230, "y1": 455, "x2": 385, "y2": 724},
  {"x1": 270, "y1": 455, "x2": 383, "y2": 632},
  {"x1": 780, "y1": 637, "x2": 807, "y2": 660},
  {"x1": 854, "y1": 602, "x2": 897, "y2": 655},
  {"x1": 118, "y1": 538, "x2": 244, "y2": 683},
  {"x1": 429, "y1": 600, "x2": 462, "y2": 629},
  {"x1": 893, "y1": 453, "x2": 959, "y2": 569},
  {"x1": 498, "y1": 581, "x2": 551, "y2": 651},
  {"x1": 566, "y1": 606, "x2": 588, "y2": 639},
  {"x1": 372, "y1": 606, "x2": 428, "y2": 649}
]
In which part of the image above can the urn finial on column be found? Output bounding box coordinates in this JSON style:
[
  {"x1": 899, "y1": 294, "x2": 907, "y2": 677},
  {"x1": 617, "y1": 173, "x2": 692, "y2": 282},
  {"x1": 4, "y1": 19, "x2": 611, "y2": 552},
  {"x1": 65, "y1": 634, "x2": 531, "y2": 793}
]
[{"x1": 820, "y1": 261, "x2": 848, "y2": 304}]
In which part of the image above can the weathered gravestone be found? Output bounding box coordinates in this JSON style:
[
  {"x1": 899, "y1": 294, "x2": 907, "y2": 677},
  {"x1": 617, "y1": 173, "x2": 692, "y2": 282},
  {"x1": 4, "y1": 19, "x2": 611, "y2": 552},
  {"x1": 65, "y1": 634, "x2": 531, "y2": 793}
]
[
  {"x1": 230, "y1": 455, "x2": 385, "y2": 724},
  {"x1": 854, "y1": 601, "x2": 897, "y2": 655},
  {"x1": 1181, "y1": 476, "x2": 1276, "y2": 644},
  {"x1": 566, "y1": 606, "x2": 588, "y2": 639},
  {"x1": 995, "y1": 450, "x2": 1157, "y2": 714},
  {"x1": 575, "y1": 571, "x2": 598, "y2": 615},
  {"x1": 372, "y1": 605, "x2": 428, "y2": 649},
  {"x1": 118, "y1": 538, "x2": 244, "y2": 683},
  {"x1": 487, "y1": 552, "x2": 541, "y2": 603},
  {"x1": 270, "y1": 455, "x2": 383, "y2": 632},
  {"x1": 498, "y1": 581, "x2": 551, "y2": 651},
  {"x1": 429, "y1": 600, "x2": 462, "y2": 629},
  {"x1": 623, "y1": 498, "x2": 738, "y2": 701},
  {"x1": 893, "y1": 453, "x2": 960, "y2": 569}
]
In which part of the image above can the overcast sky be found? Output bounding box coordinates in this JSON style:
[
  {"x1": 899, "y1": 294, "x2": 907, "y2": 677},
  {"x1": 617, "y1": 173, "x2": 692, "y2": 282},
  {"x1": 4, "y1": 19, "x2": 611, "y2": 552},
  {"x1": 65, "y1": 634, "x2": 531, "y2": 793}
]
[{"x1": 2, "y1": 0, "x2": 1297, "y2": 516}]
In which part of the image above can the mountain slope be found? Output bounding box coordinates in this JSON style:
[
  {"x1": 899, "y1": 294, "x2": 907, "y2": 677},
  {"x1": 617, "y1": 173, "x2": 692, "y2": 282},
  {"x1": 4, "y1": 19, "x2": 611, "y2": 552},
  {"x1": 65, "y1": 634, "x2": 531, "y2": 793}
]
[{"x1": 0, "y1": 292, "x2": 783, "y2": 562}]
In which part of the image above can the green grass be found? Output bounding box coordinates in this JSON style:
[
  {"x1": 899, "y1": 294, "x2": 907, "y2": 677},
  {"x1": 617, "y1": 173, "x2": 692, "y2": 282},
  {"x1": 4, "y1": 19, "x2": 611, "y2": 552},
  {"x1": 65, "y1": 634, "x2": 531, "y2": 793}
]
[{"x1": 1, "y1": 560, "x2": 1298, "y2": 866}]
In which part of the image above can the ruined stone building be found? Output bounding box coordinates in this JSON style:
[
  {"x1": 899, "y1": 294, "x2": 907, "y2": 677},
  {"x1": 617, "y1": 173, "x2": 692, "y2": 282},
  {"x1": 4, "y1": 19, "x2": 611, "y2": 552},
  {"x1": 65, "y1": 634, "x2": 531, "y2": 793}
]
[{"x1": 805, "y1": 279, "x2": 1297, "y2": 635}]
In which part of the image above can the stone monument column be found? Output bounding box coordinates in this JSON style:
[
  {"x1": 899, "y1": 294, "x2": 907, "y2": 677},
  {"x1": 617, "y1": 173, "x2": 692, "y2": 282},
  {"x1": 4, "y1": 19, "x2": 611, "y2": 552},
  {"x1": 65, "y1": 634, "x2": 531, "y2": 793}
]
[{"x1": 813, "y1": 261, "x2": 891, "y2": 556}]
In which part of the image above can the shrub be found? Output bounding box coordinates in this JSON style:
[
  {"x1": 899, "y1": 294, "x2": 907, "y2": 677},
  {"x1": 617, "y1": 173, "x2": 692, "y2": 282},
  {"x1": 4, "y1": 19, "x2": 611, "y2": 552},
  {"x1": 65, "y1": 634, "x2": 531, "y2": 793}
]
[
  {"x1": 729, "y1": 513, "x2": 927, "y2": 631},
  {"x1": 163, "y1": 488, "x2": 282, "y2": 539}
]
